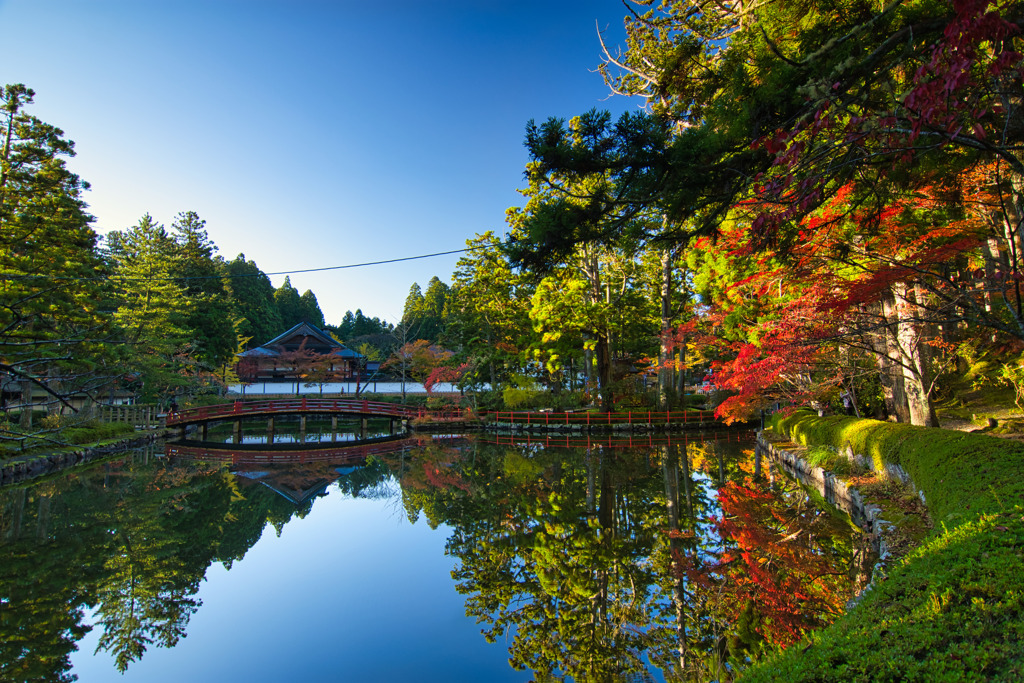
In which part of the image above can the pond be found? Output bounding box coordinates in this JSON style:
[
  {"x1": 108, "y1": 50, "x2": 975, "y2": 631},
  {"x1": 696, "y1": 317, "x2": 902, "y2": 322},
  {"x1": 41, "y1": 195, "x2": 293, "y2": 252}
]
[{"x1": 0, "y1": 431, "x2": 871, "y2": 682}]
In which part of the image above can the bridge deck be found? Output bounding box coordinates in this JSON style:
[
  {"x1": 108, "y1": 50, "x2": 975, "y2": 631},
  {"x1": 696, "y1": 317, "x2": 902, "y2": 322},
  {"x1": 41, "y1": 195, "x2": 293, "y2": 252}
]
[{"x1": 166, "y1": 398, "x2": 415, "y2": 427}]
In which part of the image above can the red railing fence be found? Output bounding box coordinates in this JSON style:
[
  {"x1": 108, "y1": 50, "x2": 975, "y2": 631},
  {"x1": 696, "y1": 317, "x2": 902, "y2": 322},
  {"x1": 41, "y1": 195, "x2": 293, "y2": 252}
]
[{"x1": 491, "y1": 410, "x2": 712, "y2": 427}]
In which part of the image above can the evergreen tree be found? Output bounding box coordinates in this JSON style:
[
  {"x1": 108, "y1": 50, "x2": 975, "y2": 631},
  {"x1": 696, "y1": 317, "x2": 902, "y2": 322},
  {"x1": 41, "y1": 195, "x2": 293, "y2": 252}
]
[
  {"x1": 298, "y1": 289, "x2": 325, "y2": 328},
  {"x1": 0, "y1": 83, "x2": 109, "y2": 425},
  {"x1": 336, "y1": 310, "x2": 357, "y2": 339},
  {"x1": 401, "y1": 277, "x2": 449, "y2": 342},
  {"x1": 402, "y1": 283, "x2": 424, "y2": 326},
  {"x1": 168, "y1": 211, "x2": 235, "y2": 366},
  {"x1": 448, "y1": 232, "x2": 535, "y2": 392},
  {"x1": 106, "y1": 215, "x2": 190, "y2": 401},
  {"x1": 420, "y1": 276, "x2": 450, "y2": 341},
  {"x1": 222, "y1": 255, "x2": 282, "y2": 346},
  {"x1": 274, "y1": 276, "x2": 304, "y2": 330}
]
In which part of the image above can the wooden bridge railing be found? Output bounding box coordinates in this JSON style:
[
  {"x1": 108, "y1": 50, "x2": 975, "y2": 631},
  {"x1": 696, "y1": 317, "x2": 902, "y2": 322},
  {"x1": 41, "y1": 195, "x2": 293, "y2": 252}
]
[
  {"x1": 166, "y1": 398, "x2": 416, "y2": 426},
  {"x1": 409, "y1": 406, "x2": 473, "y2": 422},
  {"x1": 492, "y1": 410, "x2": 714, "y2": 427}
]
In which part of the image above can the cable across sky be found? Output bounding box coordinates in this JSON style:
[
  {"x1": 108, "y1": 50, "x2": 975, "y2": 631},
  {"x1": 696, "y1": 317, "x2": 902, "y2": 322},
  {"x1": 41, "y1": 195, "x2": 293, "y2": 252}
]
[{"x1": 1, "y1": 245, "x2": 488, "y2": 282}]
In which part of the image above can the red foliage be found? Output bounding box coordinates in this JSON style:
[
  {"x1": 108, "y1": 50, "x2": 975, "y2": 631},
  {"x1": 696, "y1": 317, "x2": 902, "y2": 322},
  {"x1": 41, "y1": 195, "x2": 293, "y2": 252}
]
[
  {"x1": 424, "y1": 362, "x2": 471, "y2": 393},
  {"x1": 681, "y1": 479, "x2": 850, "y2": 648}
]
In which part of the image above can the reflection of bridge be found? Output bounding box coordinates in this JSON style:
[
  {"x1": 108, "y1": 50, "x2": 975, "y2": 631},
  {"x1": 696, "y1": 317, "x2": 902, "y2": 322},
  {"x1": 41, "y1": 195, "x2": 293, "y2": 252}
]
[
  {"x1": 164, "y1": 435, "x2": 421, "y2": 465},
  {"x1": 165, "y1": 398, "x2": 417, "y2": 442}
]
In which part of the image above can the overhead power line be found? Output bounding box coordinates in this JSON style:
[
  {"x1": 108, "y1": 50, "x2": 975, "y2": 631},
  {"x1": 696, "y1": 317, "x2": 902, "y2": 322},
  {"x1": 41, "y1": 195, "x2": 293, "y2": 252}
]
[
  {"x1": 1, "y1": 245, "x2": 489, "y2": 282},
  {"x1": 261, "y1": 248, "x2": 475, "y2": 276}
]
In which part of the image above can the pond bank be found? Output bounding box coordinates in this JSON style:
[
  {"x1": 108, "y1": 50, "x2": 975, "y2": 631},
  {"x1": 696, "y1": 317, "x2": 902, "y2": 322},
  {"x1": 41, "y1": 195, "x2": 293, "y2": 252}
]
[
  {"x1": 742, "y1": 413, "x2": 1024, "y2": 682},
  {"x1": 755, "y1": 431, "x2": 931, "y2": 609},
  {"x1": 0, "y1": 430, "x2": 169, "y2": 487}
]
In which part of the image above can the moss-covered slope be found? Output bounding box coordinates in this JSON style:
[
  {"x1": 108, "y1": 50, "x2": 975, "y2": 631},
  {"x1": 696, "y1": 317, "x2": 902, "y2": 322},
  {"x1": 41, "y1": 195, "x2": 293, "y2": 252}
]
[{"x1": 741, "y1": 413, "x2": 1024, "y2": 682}]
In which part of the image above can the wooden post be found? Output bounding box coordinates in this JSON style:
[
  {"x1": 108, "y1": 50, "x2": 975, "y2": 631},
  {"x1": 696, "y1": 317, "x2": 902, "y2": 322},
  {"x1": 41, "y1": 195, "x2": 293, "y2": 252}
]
[
  {"x1": 360, "y1": 417, "x2": 368, "y2": 439},
  {"x1": 267, "y1": 417, "x2": 275, "y2": 444},
  {"x1": 233, "y1": 420, "x2": 242, "y2": 444},
  {"x1": 300, "y1": 415, "x2": 307, "y2": 442},
  {"x1": 331, "y1": 415, "x2": 338, "y2": 442},
  {"x1": 201, "y1": 422, "x2": 208, "y2": 441}
]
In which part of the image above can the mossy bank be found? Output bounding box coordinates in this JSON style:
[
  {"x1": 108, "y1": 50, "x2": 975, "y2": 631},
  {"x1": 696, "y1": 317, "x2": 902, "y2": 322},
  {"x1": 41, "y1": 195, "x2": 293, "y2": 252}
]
[
  {"x1": 741, "y1": 411, "x2": 1024, "y2": 682},
  {"x1": 0, "y1": 429, "x2": 166, "y2": 486}
]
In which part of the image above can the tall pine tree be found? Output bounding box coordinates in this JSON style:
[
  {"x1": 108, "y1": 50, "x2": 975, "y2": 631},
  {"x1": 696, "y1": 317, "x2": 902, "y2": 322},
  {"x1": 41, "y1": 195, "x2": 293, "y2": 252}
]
[{"x1": 0, "y1": 84, "x2": 108, "y2": 426}]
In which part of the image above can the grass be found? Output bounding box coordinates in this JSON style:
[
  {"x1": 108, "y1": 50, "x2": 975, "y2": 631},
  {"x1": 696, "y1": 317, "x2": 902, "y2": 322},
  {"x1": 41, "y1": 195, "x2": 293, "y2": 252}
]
[
  {"x1": 803, "y1": 443, "x2": 869, "y2": 477},
  {"x1": 0, "y1": 419, "x2": 137, "y2": 460},
  {"x1": 768, "y1": 410, "x2": 1024, "y2": 526},
  {"x1": 743, "y1": 509, "x2": 1024, "y2": 682},
  {"x1": 739, "y1": 410, "x2": 1024, "y2": 681}
]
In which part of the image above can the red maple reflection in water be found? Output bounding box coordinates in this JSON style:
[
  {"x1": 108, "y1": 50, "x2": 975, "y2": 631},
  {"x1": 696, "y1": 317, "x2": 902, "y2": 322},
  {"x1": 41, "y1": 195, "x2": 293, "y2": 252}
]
[{"x1": 677, "y1": 478, "x2": 851, "y2": 649}]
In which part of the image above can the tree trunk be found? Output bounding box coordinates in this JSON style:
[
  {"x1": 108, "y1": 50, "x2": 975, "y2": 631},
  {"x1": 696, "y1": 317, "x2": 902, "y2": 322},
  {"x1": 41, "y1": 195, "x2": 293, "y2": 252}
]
[
  {"x1": 893, "y1": 282, "x2": 939, "y2": 427},
  {"x1": 982, "y1": 236, "x2": 1004, "y2": 314},
  {"x1": 658, "y1": 248, "x2": 674, "y2": 409},
  {"x1": 583, "y1": 251, "x2": 614, "y2": 412},
  {"x1": 19, "y1": 380, "x2": 32, "y2": 430},
  {"x1": 881, "y1": 291, "x2": 911, "y2": 423},
  {"x1": 662, "y1": 444, "x2": 688, "y2": 674},
  {"x1": 1003, "y1": 177, "x2": 1024, "y2": 322},
  {"x1": 596, "y1": 332, "x2": 613, "y2": 413}
]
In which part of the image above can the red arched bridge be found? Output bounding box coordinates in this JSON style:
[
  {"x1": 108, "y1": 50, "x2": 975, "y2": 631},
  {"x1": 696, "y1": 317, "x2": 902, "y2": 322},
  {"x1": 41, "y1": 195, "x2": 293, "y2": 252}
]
[{"x1": 166, "y1": 398, "x2": 421, "y2": 442}]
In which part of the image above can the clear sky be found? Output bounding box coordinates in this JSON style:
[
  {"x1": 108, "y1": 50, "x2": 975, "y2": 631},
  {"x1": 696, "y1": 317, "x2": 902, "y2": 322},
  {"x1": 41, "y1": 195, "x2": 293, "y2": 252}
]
[{"x1": 0, "y1": 0, "x2": 642, "y2": 326}]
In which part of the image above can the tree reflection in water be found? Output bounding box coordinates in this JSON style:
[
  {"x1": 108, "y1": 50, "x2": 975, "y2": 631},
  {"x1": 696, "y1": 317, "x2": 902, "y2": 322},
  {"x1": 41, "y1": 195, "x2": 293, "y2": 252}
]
[
  {"x1": 400, "y1": 435, "x2": 866, "y2": 681},
  {"x1": 0, "y1": 434, "x2": 867, "y2": 682}
]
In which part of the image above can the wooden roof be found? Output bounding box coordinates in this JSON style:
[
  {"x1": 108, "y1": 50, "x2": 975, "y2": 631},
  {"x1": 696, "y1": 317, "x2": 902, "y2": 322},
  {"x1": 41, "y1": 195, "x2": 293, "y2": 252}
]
[{"x1": 238, "y1": 323, "x2": 363, "y2": 359}]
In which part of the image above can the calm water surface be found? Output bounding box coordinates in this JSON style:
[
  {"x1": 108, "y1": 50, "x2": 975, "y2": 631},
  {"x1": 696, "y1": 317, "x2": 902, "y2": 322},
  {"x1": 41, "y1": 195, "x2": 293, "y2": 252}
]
[{"x1": 0, "y1": 432, "x2": 869, "y2": 682}]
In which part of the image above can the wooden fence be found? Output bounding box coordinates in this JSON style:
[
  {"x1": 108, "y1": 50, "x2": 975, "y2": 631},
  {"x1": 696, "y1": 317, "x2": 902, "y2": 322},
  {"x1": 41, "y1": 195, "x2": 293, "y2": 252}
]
[{"x1": 90, "y1": 404, "x2": 162, "y2": 428}]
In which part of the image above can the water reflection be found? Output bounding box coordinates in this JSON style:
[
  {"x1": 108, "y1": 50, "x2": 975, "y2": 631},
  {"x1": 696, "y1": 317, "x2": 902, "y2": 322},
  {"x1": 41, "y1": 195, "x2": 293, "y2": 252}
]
[
  {"x1": 0, "y1": 433, "x2": 869, "y2": 682},
  {"x1": 200, "y1": 415, "x2": 399, "y2": 445}
]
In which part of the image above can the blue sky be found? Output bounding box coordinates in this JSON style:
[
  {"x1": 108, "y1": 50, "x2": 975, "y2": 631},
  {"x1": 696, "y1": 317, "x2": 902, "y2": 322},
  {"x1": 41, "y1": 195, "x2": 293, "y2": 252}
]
[{"x1": 0, "y1": 0, "x2": 642, "y2": 326}]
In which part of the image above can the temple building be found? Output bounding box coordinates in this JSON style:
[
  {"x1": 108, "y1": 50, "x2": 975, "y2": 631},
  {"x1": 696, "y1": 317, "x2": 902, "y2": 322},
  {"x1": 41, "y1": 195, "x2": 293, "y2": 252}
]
[{"x1": 236, "y1": 322, "x2": 364, "y2": 384}]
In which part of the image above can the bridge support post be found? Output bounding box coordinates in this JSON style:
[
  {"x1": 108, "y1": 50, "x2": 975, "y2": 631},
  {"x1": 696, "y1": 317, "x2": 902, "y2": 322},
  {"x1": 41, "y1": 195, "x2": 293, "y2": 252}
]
[
  {"x1": 233, "y1": 420, "x2": 242, "y2": 444},
  {"x1": 300, "y1": 415, "x2": 307, "y2": 443},
  {"x1": 389, "y1": 417, "x2": 396, "y2": 435},
  {"x1": 180, "y1": 425, "x2": 186, "y2": 439},
  {"x1": 360, "y1": 417, "x2": 368, "y2": 439},
  {"x1": 331, "y1": 416, "x2": 338, "y2": 442},
  {"x1": 201, "y1": 422, "x2": 208, "y2": 441},
  {"x1": 266, "y1": 417, "x2": 275, "y2": 444}
]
